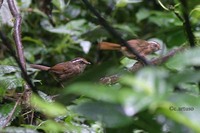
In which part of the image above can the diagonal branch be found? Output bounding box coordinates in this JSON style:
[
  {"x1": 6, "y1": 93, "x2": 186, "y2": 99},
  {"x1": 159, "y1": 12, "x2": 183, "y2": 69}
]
[
  {"x1": 100, "y1": 47, "x2": 185, "y2": 84},
  {"x1": 179, "y1": 0, "x2": 195, "y2": 47},
  {"x1": 81, "y1": 0, "x2": 150, "y2": 65}
]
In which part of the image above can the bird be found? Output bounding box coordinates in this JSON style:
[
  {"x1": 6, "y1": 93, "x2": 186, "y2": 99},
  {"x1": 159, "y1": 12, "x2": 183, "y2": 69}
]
[
  {"x1": 30, "y1": 57, "x2": 90, "y2": 81},
  {"x1": 98, "y1": 39, "x2": 160, "y2": 59}
]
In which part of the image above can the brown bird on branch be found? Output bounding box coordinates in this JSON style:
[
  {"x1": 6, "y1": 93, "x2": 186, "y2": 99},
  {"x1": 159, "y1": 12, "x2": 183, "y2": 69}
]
[
  {"x1": 30, "y1": 57, "x2": 90, "y2": 81},
  {"x1": 99, "y1": 39, "x2": 160, "y2": 59}
]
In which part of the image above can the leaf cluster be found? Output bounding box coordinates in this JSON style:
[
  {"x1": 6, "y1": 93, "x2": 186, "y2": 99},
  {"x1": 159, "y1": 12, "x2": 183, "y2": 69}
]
[{"x1": 1, "y1": 0, "x2": 200, "y2": 133}]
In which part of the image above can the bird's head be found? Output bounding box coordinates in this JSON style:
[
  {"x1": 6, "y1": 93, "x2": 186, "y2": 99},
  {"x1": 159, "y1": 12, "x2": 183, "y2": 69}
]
[
  {"x1": 147, "y1": 41, "x2": 161, "y2": 52},
  {"x1": 71, "y1": 57, "x2": 91, "y2": 72}
]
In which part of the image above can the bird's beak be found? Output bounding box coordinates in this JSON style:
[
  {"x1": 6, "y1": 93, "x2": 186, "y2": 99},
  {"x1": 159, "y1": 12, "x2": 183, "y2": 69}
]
[{"x1": 86, "y1": 61, "x2": 91, "y2": 65}]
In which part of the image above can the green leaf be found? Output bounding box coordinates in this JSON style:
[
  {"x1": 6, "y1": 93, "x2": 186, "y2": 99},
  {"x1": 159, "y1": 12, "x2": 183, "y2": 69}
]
[
  {"x1": 1, "y1": 127, "x2": 38, "y2": 133},
  {"x1": 169, "y1": 70, "x2": 200, "y2": 85},
  {"x1": 0, "y1": 65, "x2": 24, "y2": 90},
  {"x1": 166, "y1": 48, "x2": 200, "y2": 71},
  {"x1": 116, "y1": 0, "x2": 128, "y2": 7},
  {"x1": 72, "y1": 101, "x2": 133, "y2": 128},
  {"x1": 17, "y1": 0, "x2": 31, "y2": 9},
  {"x1": 52, "y1": 0, "x2": 65, "y2": 11},
  {"x1": 22, "y1": 36, "x2": 44, "y2": 46},
  {"x1": 41, "y1": 19, "x2": 86, "y2": 36},
  {"x1": 149, "y1": 11, "x2": 182, "y2": 27},
  {"x1": 0, "y1": 103, "x2": 21, "y2": 127},
  {"x1": 116, "y1": 0, "x2": 142, "y2": 7},
  {"x1": 157, "y1": 93, "x2": 200, "y2": 133},
  {"x1": 30, "y1": 94, "x2": 67, "y2": 117},
  {"x1": 65, "y1": 83, "x2": 122, "y2": 103},
  {"x1": 0, "y1": 65, "x2": 19, "y2": 75},
  {"x1": 0, "y1": 75, "x2": 23, "y2": 90},
  {"x1": 136, "y1": 8, "x2": 150, "y2": 23},
  {"x1": 119, "y1": 68, "x2": 170, "y2": 116},
  {"x1": 37, "y1": 120, "x2": 68, "y2": 133},
  {"x1": 190, "y1": 5, "x2": 200, "y2": 24},
  {"x1": 120, "y1": 67, "x2": 169, "y2": 96}
]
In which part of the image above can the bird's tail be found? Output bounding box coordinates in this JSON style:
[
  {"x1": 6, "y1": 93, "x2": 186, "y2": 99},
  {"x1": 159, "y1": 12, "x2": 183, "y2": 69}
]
[
  {"x1": 98, "y1": 42, "x2": 121, "y2": 50},
  {"x1": 30, "y1": 64, "x2": 50, "y2": 71}
]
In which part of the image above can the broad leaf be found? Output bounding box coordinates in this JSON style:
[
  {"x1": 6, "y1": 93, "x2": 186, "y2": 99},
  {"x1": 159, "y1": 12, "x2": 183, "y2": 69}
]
[{"x1": 166, "y1": 48, "x2": 200, "y2": 71}]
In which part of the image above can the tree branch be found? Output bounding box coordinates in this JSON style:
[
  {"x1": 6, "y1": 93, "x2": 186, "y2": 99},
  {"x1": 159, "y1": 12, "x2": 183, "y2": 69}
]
[
  {"x1": 100, "y1": 47, "x2": 185, "y2": 84},
  {"x1": 179, "y1": 0, "x2": 195, "y2": 47},
  {"x1": 7, "y1": 0, "x2": 30, "y2": 90}
]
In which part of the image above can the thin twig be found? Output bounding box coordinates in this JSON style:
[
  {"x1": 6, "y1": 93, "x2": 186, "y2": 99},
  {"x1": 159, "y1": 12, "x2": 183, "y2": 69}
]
[
  {"x1": 157, "y1": 0, "x2": 170, "y2": 11},
  {"x1": 81, "y1": 0, "x2": 150, "y2": 65},
  {"x1": 2, "y1": 93, "x2": 22, "y2": 128},
  {"x1": 157, "y1": 0, "x2": 184, "y2": 22},
  {"x1": 31, "y1": 110, "x2": 34, "y2": 125}
]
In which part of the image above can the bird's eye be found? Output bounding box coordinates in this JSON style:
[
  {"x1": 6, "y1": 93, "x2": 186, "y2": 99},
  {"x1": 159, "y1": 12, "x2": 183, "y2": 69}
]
[{"x1": 79, "y1": 61, "x2": 85, "y2": 64}]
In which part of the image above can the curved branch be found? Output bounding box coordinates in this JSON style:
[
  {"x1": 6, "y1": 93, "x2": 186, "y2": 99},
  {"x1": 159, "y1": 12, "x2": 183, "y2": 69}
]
[
  {"x1": 7, "y1": 0, "x2": 26, "y2": 71},
  {"x1": 7, "y1": 0, "x2": 30, "y2": 90}
]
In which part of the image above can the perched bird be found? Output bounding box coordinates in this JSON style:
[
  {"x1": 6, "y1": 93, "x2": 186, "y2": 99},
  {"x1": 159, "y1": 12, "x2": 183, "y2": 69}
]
[
  {"x1": 30, "y1": 57, "x2": 90, "y2": 81},
  {"x1": 99, "y1": 39, "x2": 160, "y2": 59}
]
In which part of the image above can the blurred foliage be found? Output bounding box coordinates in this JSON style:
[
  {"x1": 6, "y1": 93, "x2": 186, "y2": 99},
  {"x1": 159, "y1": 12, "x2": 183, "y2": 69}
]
[{"x1": 1, "y1": 0, "x2": 200, "y2": 133}]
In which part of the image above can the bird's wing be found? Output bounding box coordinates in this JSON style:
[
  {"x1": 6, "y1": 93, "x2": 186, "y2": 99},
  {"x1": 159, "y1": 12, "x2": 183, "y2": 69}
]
[{"x1": 49, "y1": 62, "x2": 67, "y2": 75}]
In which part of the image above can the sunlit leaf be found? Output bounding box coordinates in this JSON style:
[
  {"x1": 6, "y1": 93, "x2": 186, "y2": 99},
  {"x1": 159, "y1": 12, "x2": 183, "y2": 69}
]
[
  {"x1": 136, "y1": 8, "x2": 150, "y2": 23},
  {"x1": 0, "y1": 75, "x2": 23, "y2": 90},
  {"x1": 22, "y1": 36, "x2": 44, "y2": 46},
  {"x1": 116, "y1": 0, "x2": 143, "y2": 7},
  {"x1": 30, "y1": 94, "x2": 67, "y2": 117},
  {"x1": 1, "y1": 127, "x2": 38, "y2": 133},
  {"x1": 37, "y1": 120, "x2": 68, "y2": 133},
  {"x1": 190, "y1": 5, "x2": 200, "y2": 24},
  {"x1": 52, "y1": 0, "x2": 65, "y2": 11},
  {"x1": 0, "y1": 65, "x2": 19, "y2": 75},
  {"x1": 41, "y1": 19, "x2": 86, "y2": 36},
  {"x1": 79, "y1": 40, "x2": 91, "y2": 54}
]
